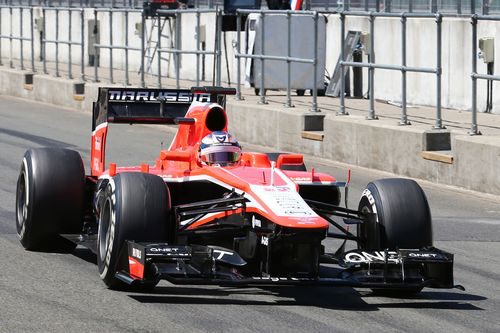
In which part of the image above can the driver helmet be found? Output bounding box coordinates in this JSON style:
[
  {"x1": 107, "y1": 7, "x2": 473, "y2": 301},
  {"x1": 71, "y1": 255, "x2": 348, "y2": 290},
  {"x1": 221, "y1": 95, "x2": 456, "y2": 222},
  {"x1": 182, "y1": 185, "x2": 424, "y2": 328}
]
[{"x1": 199, "y1": 131, "x2": 242, "y2": 166}]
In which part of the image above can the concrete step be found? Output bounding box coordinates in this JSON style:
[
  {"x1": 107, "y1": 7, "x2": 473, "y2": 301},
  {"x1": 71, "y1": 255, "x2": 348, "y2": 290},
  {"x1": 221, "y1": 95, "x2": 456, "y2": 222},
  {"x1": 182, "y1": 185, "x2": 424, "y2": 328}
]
[
  {"x1": 301, "y1": 131, "x2": 324, "y2": 141},
  {"x1": 421, "y1": 150, "x2": 454, "y2": 164}
]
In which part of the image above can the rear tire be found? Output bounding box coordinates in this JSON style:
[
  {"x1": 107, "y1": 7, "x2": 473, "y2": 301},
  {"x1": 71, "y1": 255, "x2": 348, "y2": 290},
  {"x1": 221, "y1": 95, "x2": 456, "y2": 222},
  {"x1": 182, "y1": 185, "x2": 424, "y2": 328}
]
[
  {"x1": 97, "y1": 172, "x2": 171, "y2": 290},
  {"x1": 16, "y1": 148, "x2": 85, "y2": 251},
  {"x1": 357, "y1": 178, "x2": 432, "y2": 295}
]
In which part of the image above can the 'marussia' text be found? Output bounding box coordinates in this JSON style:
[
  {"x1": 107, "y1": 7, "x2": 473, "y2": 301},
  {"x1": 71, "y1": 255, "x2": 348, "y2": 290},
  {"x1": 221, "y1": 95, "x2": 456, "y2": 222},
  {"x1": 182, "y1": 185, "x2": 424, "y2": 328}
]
[{"x1": 108, "y1": 90, "x2": 211, "y2": 103}]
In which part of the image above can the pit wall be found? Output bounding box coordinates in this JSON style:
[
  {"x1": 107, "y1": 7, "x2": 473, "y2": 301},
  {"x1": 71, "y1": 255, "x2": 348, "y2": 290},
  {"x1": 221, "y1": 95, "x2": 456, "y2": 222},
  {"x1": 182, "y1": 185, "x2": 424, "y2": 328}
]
[{"x1": 2, "y1": 9, "x2": 500, "y2": 113}]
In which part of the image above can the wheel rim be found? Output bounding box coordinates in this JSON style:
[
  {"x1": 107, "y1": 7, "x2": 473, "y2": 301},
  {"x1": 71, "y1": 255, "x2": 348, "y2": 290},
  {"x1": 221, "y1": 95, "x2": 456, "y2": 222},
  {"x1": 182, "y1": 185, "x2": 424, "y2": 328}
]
[
  {"x1": 99, "y1": 198, "x2": 112, "y2": 262},
  {"x1": 16, "y1": 170, "x2": 28, "y2": 230}
]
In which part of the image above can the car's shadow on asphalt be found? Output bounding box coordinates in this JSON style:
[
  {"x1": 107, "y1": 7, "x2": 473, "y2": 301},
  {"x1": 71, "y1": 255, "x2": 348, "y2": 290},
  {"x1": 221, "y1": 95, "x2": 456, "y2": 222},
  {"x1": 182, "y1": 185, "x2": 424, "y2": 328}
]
[{"x1": 128, "y1": 285, "x2": 486, "y2": 311}]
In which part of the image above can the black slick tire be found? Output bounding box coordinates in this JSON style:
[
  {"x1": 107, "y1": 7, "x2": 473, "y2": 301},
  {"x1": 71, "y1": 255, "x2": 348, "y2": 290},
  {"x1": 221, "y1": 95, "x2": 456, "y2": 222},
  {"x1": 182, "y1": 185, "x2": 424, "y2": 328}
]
[
  {"x1": 358, "y1": 178, "x2": 433, "y2": 295},
  {"x1": 16, "y1": 148, "x2": 85, "y2": 251},
  {"x1": 97, "y1": 172, "x2": 170, "y2": 290}
]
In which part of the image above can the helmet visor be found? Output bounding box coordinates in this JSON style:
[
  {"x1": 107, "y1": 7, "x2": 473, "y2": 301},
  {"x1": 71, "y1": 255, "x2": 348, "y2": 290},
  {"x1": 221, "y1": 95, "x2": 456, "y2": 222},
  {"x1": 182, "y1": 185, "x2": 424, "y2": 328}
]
[{"x1": 201, "y1": 151, "x2": 241, "y2": 166}]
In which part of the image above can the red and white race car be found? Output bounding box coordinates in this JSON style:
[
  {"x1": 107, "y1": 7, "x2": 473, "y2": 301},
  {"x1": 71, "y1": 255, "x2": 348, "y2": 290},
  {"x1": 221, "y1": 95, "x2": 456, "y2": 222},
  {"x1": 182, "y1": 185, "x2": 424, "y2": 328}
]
[{"x1": 15, "y1": 86, "x2": 458, "y2": 294}]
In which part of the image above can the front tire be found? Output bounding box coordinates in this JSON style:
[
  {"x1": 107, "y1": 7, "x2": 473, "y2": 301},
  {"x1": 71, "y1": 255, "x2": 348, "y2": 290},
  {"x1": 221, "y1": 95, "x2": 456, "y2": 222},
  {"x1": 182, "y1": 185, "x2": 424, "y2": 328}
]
[
  {"x1": 16, "y1": 148, "x2": 85, "y2": 251},
  {"x1": 357, "y1": 178, "x2": 432, "y2": 295},
  {"x1": 97, "y1": 172, "x2": 171, "y2": 289},
  {"x1": 357, "y1": 178, "x2": 432, "y2": 250}
]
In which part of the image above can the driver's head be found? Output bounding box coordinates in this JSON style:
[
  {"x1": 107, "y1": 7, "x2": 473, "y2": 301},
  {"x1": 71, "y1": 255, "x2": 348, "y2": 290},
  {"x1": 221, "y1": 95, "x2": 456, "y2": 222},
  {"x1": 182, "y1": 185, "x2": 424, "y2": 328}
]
[{"x1": 199, "y1": 131, "x2": 242, "y2": 166}]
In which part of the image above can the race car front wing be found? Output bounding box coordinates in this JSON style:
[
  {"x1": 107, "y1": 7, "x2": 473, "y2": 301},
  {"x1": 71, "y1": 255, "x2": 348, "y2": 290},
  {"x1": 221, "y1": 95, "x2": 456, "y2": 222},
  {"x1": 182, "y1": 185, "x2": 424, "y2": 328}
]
[{"x1": 115, "y1": 241, "x2": 459, "y2": 290}]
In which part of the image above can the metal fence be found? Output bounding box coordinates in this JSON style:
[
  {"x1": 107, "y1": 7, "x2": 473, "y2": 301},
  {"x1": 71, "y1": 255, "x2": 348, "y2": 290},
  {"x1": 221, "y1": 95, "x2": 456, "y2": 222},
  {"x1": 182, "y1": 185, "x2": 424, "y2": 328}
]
[
  {"x1": 42, "y1": 7, "x2": 85, "y2": 79},
  {"x1": 0, "y1": 4, "x2": 499, "y2": 135},
  {"x1": 2, "y1": 0, "x2": 500, "y2": 14},
  {"x1": 338, "y1": 11, "x2": 444, "y2": 129},
  {"x1": 0, "y1": 5, "x2": 35, "y2": 71}
]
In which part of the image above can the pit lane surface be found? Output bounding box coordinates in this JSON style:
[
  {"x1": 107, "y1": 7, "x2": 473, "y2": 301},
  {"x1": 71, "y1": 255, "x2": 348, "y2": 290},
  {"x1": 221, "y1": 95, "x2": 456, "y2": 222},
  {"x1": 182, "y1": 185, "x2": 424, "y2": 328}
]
[{"x1": 1, "y1": 96, "x2": 499, "y2": 333}]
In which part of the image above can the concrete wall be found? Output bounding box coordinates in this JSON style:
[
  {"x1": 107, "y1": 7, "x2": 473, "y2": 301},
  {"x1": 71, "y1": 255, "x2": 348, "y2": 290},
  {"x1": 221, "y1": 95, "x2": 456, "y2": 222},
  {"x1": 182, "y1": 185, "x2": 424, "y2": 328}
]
[{"x1": 226, "y1": 99, "x2": 500, "y2": 196}]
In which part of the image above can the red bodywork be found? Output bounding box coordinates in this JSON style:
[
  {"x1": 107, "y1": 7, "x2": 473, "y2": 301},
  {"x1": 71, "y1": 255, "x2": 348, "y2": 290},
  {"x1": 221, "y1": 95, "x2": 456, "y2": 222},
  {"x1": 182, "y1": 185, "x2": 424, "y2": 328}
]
[{"x1": 91, "y1": 100, "x2": 336, "y2": 231}]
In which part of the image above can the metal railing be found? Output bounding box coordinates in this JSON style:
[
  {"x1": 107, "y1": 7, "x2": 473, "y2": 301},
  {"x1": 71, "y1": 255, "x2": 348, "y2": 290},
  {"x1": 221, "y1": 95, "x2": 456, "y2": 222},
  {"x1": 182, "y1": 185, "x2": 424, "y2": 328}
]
[
  {"x1": 3, "y1": 0, "x2": 500, "y2": 14},
  {"x1": 42, "y1": 7, "x2": 85, "y2": 79},
  {"x1": 470, "y1": 13, "x2": 500, "y2": 135},
  {"x1": 155, "y1": 8, "x2": 222, "y2": 89},
  {"x1": 1, "y1": 4, "x2": 499, "y2": 135},
  {"x1": 0, "y1": 5, "x2": 35, "y2": 71},
  {"x1": 338, "y1": 11, "x2": 444, "y2": 129},
  {"x1": 92, "y1": 7, "x2": 142, "y2": 84}
]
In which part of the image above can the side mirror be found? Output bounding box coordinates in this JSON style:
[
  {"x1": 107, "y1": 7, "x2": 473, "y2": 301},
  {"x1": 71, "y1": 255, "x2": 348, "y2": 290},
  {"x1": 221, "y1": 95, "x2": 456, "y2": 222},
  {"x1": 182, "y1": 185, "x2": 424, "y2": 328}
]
[
  {"x1": 160, "y1": 150, "x2": 191, "y2": 162},
  {"x1": 276, "y1": 154, "x2": 304, "y2": 169}
]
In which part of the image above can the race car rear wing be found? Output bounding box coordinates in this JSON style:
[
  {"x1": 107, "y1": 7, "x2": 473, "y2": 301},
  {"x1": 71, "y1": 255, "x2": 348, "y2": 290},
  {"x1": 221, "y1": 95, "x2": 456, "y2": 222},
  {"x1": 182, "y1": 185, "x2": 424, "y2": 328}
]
[
  {"x1": 91, "y1": 87, "x2": 212, "y2": 130},
  {"x1": 92, "y1": 86, "x2": 237, "y2": 130}
]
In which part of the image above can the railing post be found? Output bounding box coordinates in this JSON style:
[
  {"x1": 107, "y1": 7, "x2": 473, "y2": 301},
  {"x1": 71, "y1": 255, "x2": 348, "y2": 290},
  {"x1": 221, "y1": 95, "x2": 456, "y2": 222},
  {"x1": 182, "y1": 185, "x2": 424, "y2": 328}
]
[
  {"x1": 469, "y1": 15, "x2": 480, "y2": 135},
  {"x1": 216, "y1": 9, "x2": 222, "y2": 87},
  {"x1": 434, "y1": 13, "x2": 444, "y2": 129},
  {"x1": 258, "y1": 11, "x2": 267, "y2": 104},
  {"x1": 471, "y1": 0, "x2": 476, "y2": 14},
  {"x1": 0, "y1": 8, "x2": 2, "y2": 67},
  {"x1": 338, "y1": 12, "x2": 348, "y2": 115},
  {"x1": 93, "y1": 9, "x2": 98, "y2": 82},
  {"x1": 196, "y1": 10, "x2": 200, "y2": 86},
  {"x1": 140, "y1": 10, "x2": 145, "y2": 87},
  {"x1": 30, "y1": 7, "x2": 35, "y2": 72},
  {"x1": 80, "y1": 9, "x2": 84, "y2": 81},
  {"x1": 482, "y1": 0, "x2": 489, "y2": 15},
  {"x1": 236, "y1": 12, "x2": 243, "y2": 100},
  {"x1": 409, "y1": 0, "x2": 413, "y2": 13},
  {"x1": 311, "y1": 11, "x2": 318, "y2": 112},
  {"x1": 157, "y1": 13, "x2": 161, "y2": 87},
  {"x1": 43, "y1": 8, "x2": 47, "y2": 74},
  {"x1": 385, "y1": 0, "x2": 391, "y2": 13},
  {"x1": 68, "y1": 9, "x2": 73, "y2": 79},
  {"x1": 285, "y1": 10, "x2": 293, "y2": 108},
  {"x1": 367, "y1": 12, "x2": 377, "y2": 120},
  {"x1": 9, "y1": 6, "x2": 13, "y2": 69},
  {"x1": 175, "y1": 12, "x2": 180, "y2": 89},
  {"x1": 20, "y1": 8, "x2": 24, "y2": 71},
  {"x1": 55, "y1": 8, "x2": 59, "y2": 77},
  {"x1": 400, "y1": 14, "x2": 409, "y2": 125},
  {"x1": 109, "y1": 10, "x2": 113, "y2": 84},
  {"x1": 125, "y1": 10, "x2": 129, "y2": 86},
  {"x1": 431, "y1": 0, "x2": 437, "y2": 13}
]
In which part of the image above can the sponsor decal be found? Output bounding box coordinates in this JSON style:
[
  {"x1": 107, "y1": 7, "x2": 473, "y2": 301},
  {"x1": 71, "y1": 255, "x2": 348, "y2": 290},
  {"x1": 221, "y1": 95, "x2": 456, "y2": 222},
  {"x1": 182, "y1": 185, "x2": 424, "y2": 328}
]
[
  {"x1": 94, "y1": 137, "x2": 101, "y2": 151},
  {"x1": 213, "y1": 249, "x2": 233, "y2": 260},
  {"x1": 252, "y1": 276, "x2": 302, "y2": 281},
  {"x1": 132, "y1": 247, "x2": 142, "y2": 260},
  {"x1": 251, "y1": 216, "x2": 262, "y2": 228},
  {"x1": 215, "y1": 135, "x2": 226, "y2": 143},
  {"x1": 344, "y1": 251, "x2": 400, "y2": 264},
  {"x1": 108, "y1": 90, "x2": 211, "y2": 103},
  {"x1": 148, "y1": 246, "x2": 190, "y2": 256},
  {"x1": 261, "y1": 236, "x2": 269, "y2": 246},
  {"x1": 408, "y1": 252, "x2": 438, "y2": 259},
  {"x1": 251, "y1": 185, "x2": 316, "y2": 218}
]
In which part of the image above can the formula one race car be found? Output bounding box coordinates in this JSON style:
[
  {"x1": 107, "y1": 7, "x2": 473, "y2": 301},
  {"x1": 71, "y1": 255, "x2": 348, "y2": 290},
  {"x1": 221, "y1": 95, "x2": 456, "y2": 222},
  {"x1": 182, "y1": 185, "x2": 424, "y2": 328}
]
[{"x1": 15, "y1": 86, "x2": 459, "y2": 294}]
